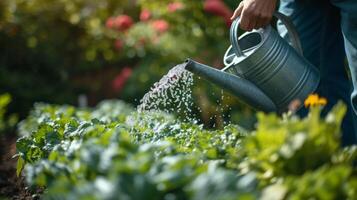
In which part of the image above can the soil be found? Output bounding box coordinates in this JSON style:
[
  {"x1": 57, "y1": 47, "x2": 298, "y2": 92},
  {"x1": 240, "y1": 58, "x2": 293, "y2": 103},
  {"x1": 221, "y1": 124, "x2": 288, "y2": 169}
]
[{"x1": 0, "y1": 134, "x2": 41, "y2": 200}]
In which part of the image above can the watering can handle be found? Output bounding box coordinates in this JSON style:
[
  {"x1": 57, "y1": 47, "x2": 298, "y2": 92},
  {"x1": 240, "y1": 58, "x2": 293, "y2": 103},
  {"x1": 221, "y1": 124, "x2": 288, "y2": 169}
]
[
  {"x1": 274, "y1": 12, "x2": 303, "y2": 55},
  {"x1": 230, "y1": 12, "x2": 303, "y2": 57}
]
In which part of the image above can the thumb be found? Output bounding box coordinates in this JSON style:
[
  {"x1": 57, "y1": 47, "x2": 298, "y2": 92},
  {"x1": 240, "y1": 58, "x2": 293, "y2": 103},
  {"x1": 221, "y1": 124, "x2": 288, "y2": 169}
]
[{"x1": 231, "y1": 3, "x2": 243, "y2": 20}]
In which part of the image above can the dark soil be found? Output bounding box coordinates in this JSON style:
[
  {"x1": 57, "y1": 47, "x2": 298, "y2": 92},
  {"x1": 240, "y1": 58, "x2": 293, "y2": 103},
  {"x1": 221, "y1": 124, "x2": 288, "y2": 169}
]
[{"x1": 0, "y1": 134, "x2": 41, "y2": 200}]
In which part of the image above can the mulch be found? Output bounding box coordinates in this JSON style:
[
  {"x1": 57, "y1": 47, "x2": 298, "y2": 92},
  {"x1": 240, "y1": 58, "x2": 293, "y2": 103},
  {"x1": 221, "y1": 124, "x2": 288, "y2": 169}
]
[{"x1": 0, "y1": 134, "x2": 41, "y2": 200}]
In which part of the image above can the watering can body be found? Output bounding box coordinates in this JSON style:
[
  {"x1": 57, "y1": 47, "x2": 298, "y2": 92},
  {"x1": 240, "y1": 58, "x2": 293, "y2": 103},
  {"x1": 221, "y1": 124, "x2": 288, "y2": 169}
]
[{"x1": 185, "y1": 12, "x2": 320, "y2": 113}]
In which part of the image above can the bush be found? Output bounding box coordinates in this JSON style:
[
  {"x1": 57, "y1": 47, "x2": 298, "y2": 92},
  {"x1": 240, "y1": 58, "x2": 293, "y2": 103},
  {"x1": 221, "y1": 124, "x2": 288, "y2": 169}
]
[
  {"x1": 0, "y1": 0, "x2": 132, "y2": 117},
  {"x1": 16, "y1": 100, "x2": 357, "y2": 199},
  {"x1": 0, "y1": 93, "x2": 18, "y2": 134},
  {"x1": 1, "y1": 0, "x2": 248, "y2": 126}
]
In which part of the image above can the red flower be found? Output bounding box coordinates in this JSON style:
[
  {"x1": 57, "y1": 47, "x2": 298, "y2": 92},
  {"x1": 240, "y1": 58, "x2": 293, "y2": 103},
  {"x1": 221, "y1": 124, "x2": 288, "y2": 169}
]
[
  {"x1": 106, "y1": 17, "x2": 115, "y2": 29},
  {"x1": 140, "y1": 9, "x2": 151, "y2": 21},
  {"x1": 204, "y1": 0, "x2": 233, "y2": 26},
  {"x1": 113, "y1": 15, "x2": 134, "y2": 31},
  {"x1": 151, "y1": 19, "x2": 169, "y2": 33},
  {"x1": 112, "y1": 67, "x2": 133, "y2": 92},
  {"x1": 168, "y1": 2, "x2": 184, "y2": 13},
  {"x1": 114, "y1": 39, "x2": 123, "y2": 51}
]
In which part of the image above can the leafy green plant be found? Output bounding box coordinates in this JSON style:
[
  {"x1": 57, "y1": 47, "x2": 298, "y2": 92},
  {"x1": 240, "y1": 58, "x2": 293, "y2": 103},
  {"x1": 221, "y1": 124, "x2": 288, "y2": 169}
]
[
  {"x1": 15, "y1": 100, "x2": 357, "y2": 199},
  {"x1": 0, "y1": 93, "x2": 18, "y2": 134}
]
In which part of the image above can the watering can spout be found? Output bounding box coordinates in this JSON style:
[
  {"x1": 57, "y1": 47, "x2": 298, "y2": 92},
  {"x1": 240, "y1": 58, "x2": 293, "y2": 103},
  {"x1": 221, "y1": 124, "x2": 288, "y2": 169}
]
[{"x1": 184, "y1": 58, "x2": 277, "y2": 113}]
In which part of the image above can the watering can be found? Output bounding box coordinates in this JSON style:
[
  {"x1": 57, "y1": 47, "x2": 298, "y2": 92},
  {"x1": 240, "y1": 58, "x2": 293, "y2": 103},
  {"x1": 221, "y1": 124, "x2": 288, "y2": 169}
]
[{"x1": 184, "y1": 12, "x2": 320, "y2": 113}]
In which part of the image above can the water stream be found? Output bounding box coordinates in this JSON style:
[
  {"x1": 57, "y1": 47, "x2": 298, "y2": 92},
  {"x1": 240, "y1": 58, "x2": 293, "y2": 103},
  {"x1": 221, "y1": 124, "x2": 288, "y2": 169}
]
[{"x1": 137, "y1": 63, "x2": 196, "y2": 121}]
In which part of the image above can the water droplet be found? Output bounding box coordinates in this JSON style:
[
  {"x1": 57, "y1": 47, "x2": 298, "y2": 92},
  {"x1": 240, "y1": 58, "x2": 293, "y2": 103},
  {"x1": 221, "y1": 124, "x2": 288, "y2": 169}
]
[{"x1": 137, "y1": 63, "x2": 197, "y2": 122}]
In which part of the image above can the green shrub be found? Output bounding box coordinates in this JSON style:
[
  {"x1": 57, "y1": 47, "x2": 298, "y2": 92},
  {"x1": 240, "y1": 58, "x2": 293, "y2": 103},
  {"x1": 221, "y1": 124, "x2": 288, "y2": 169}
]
[
  {"x1": 16, "y1": 100, "x2": 357, "y2": 199},
  {"x1": 1, "y1": 0, "x2": 247, "y2": 124},
  {"x1": 0, "y1": 93, "x2": 18, "y2": 134}
]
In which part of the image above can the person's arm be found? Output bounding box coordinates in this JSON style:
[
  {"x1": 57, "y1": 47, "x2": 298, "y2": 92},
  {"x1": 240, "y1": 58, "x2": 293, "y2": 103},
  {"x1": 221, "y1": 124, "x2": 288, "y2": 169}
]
[{"x1": 231, "y1": 0, "x2": 277, "y2": 31}]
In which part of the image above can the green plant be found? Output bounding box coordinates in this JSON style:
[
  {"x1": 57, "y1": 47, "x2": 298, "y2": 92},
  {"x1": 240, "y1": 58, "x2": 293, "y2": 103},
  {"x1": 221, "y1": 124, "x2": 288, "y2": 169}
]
[
  {"x1": 1, "y1": 0, "x2": 247, "y2": 125},
  {"x1": 0, "y1": 0, "x2": 132, "y2": 117},
  {"x1": 0, "y1": 93, "x2": 18, "y2": 134},
  {"x1": 16, "y1": 100, "x2": 357, "y2": 199}
]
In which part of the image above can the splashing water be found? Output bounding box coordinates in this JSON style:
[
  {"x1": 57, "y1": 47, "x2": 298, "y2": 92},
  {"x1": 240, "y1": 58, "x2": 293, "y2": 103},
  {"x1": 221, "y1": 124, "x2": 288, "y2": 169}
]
[{"x1": 137, "y1": 63, "x2": 196, "y2": 121}]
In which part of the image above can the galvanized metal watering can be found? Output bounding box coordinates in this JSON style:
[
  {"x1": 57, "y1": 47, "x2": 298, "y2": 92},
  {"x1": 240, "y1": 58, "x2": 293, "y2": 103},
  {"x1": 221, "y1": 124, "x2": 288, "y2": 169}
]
[{"x1": 184, "y1": 12, "x2": 320, "y2": 113}]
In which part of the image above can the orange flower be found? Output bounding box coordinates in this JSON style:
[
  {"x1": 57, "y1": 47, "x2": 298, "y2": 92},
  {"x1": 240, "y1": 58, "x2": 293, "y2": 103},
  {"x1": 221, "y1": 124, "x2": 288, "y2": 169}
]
[{"x1": 304, "y1": 94, "x2": 327, "y2": 108}]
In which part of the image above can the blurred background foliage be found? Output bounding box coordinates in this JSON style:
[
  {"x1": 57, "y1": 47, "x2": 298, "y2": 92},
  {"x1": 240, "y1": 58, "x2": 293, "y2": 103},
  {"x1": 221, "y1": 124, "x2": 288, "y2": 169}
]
[
  {"x1": 0, "y1": 0, "x2": 255, "y2": 129},
  {"x1": 0, "y1": 93, "x2": 18, "y2": 134}
]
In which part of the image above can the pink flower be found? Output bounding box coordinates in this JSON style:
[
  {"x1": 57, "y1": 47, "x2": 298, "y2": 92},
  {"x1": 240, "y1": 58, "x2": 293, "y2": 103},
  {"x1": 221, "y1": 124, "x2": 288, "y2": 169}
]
[
  {"x1": 106, "y1": 17, "x2": 115, "y2": 29},
  {"x1": 204, "y1": 0, "x2": 233, "y2": 26},
  {"x1": 140, "y1": 9, "x2": 151, "y2": 21},
  {"x1": 112, "y1": 67, "x2": 133, "y2": 92},
  {"x1": 151, "y1": 19, "x2": 169, "y2": 33},
  {"x1": 114, "y1": 39, "x2": 123, "y2": 51},
  {"x1": 113, "y1": 15, "x2": 134, "y2": 31},
  {"x1": 168, "y1": 2, "x2": 184, "y2": 13}
]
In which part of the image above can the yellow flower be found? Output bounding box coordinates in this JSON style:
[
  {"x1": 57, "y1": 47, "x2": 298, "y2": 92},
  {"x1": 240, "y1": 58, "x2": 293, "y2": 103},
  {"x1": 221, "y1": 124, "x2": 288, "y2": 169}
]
[{"x1": 304, "y1": 94, "x2": 327, "y2": 108}]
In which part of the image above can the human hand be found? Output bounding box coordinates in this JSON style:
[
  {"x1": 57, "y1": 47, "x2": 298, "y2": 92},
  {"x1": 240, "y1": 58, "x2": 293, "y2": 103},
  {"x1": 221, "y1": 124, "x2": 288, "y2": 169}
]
[{"x1": 231, "y1": 0, "x2": 277, "y2": 31}]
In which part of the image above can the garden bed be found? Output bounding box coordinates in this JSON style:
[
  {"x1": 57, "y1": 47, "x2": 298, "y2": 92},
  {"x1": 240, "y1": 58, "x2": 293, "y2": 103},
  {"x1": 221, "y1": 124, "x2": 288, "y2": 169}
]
[
  {"x1": 0, "y1": 134, "x2": 42, "y2": 200},
  {"x1": 13, "y1": 100, "x2": 357, "y2": 199}
]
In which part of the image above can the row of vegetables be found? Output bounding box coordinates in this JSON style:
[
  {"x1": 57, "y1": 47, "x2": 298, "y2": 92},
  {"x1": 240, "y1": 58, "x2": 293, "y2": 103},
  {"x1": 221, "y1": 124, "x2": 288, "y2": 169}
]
[{"x1": 15, "y1": 100, "x2": 357, "y2": 199}]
